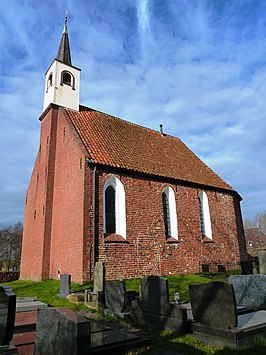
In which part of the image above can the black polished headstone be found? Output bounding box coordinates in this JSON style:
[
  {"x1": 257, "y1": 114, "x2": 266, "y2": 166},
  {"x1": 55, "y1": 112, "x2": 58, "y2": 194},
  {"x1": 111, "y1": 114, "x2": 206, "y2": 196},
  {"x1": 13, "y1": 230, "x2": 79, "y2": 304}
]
[
  {"x1": 105, "y1": 280, "x2": 127, "y2": 316},
  {"x1": 0, "y1": 286, "x2": 16, "y2": 346},
  {"x1": 229, "y1": 274, "x2": 266, "y2": 310},
  {"x1": 58, "y1": 274, "x2": 71, "y2": 298},
  {"x1": 189, "y1": 281, "x2": 237, "y2": 330},
  {"x1": 34, "y1": 308, "x2": 91, "y2": 355},
  {"x1": 131, "y1": 276, "x2": 187, "y2": 332},
  {"x1": 141, "y1": 275, "x2": 169, "y2": 311}
]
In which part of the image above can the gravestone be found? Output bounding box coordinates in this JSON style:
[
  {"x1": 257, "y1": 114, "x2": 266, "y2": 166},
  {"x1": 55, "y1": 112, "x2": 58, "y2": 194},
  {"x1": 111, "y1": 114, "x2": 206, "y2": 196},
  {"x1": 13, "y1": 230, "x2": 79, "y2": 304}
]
[
  {"x1": 189, "y1": 281, "x2": 266, "y2": 348},
  {"x1": 258, "y1": 249, "x2": 266, "y2": 274},
  {"x1": 0, "y1": 286, "x2": 16, "y2": 353},
  {"x1": 141, "y1": 275, "x2": 169, "y2": 309},
  {"x1": 228, "y1": 274, "x2": 266, "y2": 310},
  {"x1": 131, "y1": 276, "x2": 187, "y2": 332},
  {"x1": 85, "y1": 262, "x2": 105, "y2": 309},
  {"x1": 34, "y1": 308, "x2": 91, "y2": 355},
  {"x1": 104, "y1": 280, "x2": 127, "y2": 317},
  {"x1": 189, "y1": 281, "x2": 237, "y2": 330},
  {"x1": 93, "y1": 262, "x2": 105, "y2": 295},
  {"x1": 58, "y1": 274, "x2": 71, "y2": 298}
]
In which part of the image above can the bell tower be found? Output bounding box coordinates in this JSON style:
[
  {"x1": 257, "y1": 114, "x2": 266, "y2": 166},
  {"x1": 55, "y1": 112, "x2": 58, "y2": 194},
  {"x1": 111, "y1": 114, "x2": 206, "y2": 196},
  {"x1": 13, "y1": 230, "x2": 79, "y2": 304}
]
[{"x1": 43, "y1": 15, "x2": 80, "y2": 111}]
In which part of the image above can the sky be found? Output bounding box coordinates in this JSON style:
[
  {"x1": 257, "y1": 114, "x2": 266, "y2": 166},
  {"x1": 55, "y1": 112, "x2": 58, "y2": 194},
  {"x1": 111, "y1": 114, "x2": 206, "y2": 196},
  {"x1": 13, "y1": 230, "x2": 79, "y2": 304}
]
[{"x1": 0, "y1": 0, "x2": 266, "y2": 227}]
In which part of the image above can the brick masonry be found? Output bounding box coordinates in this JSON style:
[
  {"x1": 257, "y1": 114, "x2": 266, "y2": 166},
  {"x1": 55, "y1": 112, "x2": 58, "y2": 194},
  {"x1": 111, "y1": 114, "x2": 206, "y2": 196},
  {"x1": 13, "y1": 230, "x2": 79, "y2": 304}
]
[{"x1": 20, "y1": 106, "x2": 248, "y2": 283}]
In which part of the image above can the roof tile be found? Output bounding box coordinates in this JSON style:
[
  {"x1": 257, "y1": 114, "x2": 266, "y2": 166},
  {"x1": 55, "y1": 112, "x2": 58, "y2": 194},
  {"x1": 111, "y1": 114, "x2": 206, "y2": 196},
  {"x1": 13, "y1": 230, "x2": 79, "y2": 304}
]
[{"x1": 66, "y1": 106, "x2": 233, "y2": 192}]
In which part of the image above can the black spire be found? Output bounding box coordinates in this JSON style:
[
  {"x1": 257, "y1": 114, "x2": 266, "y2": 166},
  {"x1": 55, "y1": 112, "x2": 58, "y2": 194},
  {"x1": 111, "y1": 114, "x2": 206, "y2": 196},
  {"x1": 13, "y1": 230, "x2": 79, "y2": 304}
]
[{"x1": 56, "y1": 14, "x2": 72, "y2": 65}]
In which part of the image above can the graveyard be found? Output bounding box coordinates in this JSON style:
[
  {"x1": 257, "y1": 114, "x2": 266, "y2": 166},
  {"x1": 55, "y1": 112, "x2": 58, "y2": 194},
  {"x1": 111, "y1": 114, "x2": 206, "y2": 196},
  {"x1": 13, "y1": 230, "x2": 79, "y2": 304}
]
[{"x1": 1, "y1": 265, "x2": 266, "y2": 354}]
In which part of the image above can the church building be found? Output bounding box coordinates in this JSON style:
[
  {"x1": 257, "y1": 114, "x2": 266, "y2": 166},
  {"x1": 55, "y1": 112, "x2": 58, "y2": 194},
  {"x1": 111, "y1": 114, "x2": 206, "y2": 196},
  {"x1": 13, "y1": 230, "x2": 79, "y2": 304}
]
[{"x1": 20, "y1": 19, "x2": 248, "y2": 283}]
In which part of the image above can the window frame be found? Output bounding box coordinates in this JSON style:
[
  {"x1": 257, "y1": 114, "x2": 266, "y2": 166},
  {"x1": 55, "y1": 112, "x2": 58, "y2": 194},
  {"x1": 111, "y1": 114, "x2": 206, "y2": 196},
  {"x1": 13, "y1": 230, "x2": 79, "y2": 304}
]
[
  {"x1": 162, "y1": 186, "x2": 178, "y2": 240},
  {"x1": 103, "y1": 176, "x2": 126, "y2": 239},
  {"x1": 198, "y1": 191, "x2": 213, "y2": 240},
  {"x1": 60, "y1": 70, "x2": 75, "y2": 89}
]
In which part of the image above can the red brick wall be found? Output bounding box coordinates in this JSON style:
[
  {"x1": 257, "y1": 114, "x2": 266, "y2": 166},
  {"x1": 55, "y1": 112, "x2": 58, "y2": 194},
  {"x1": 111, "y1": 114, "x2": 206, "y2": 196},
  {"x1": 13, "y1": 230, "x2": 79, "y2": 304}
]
[
  {"x1": 20, "y1": 107, "x2": 91, "y2": 283},
  {"x1": 96, "y1": 172, "x2": 247, "y2": 280},
  {"x1": 20, "y1": 109, "x2": 57, "y2": 280},
  {"x1": 48, "y1": 109, "x2": 89, "y2": 283}
]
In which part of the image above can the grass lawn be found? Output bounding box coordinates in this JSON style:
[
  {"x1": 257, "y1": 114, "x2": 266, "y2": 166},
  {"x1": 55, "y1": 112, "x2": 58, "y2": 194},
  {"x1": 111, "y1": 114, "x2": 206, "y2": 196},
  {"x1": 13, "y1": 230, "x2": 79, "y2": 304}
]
[{"x1": 2, "y1": 273, "x2": 266, "y2": 354}]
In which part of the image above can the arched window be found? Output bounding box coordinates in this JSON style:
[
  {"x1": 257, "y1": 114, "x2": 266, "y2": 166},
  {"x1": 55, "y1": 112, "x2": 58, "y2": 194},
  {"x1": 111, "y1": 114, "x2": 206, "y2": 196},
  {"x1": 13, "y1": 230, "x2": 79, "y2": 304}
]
[
  {"x1": 162, "y1": 186, "x2": 178, "y2": 240},
  {"x1": 198, "y1": 191, "x2": 213, "y2": 240},
  {"x1": 61, "y1": 71, "x2": 75, "y2": 89},
  {"x1": 103, "y1": 176, "x2": 126, "y2": 238},
  {"x1": 105, "y1": 185, "x2": 115, "y2": 234},
  {"x1": 46, "y1": 72, "x2": 53, "y2": 92}
]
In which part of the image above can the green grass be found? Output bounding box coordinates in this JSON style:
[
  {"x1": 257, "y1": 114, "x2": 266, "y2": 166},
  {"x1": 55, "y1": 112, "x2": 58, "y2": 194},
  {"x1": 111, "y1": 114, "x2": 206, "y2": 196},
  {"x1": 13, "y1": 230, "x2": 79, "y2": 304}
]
[
  {"x1": 0, "y1": 279, "x2": 93, "y2": 311},
  {"x1": 128, "y1": 332, "x2": 266, "y2": 355},
  {"x1": 125, "y1": 273, "x2": 230, "y2": 303},
  {"x1": 2, "y1": 273, "x2": 266, "y2": 354}
]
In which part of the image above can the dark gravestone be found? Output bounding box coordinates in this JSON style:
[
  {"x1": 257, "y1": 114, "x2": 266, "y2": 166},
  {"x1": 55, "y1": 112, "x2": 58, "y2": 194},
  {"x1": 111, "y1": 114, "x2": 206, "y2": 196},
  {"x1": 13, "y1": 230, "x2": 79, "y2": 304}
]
[
  {"x1": 104, "y1": 280, "x2": 127, "y2": 317},
  {"x1": 217, "y1": 265, "x2": 226, "y2": 273},
  {"x1": 34, "y1": 308, "x2": 91, "y2": 355},
  {"x1": 0, "y1": 286, "x2": 16, "y2": 347},
  {"x1": 189, "y1": 281, "x2": 237, "y2": 330},
  {"x1": 228, "y1": 274, "x2": 266, "y2": 310},
  {"x1": 131, "y1": 276, "x2": 187, "y2": 332},
  {"x1": 201, "y1": 264, "x2": 210, "y2": 273},
  {"x1": 241, "y1": 260, "x2": 252, "y2": 275},
  {"x1": 189, "y1": 281, "x2": 266, "y2": 348},
  {"x1": 141, "y1": 275, "x2": 169, "y2": 309},
  {"x1": 59, "y1": 274, "x2": 71, "y2": 298}
]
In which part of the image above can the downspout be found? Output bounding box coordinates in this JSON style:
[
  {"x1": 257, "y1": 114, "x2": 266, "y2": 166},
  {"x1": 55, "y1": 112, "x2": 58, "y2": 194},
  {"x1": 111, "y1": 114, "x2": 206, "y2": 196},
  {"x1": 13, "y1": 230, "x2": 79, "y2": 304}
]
[
  {"x1": 85, "y1": 158, "x2": 97, "y2": 276},
  {"x1": 92, "y1": 165, "x2": 97, "y2": 266}
]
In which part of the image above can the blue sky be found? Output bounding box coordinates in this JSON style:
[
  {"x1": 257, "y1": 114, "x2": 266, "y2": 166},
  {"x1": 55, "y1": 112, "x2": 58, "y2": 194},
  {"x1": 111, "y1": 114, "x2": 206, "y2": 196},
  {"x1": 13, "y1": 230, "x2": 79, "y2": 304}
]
[{"x1": 0, "y1": 0, "x2": 266, "y2": 226}]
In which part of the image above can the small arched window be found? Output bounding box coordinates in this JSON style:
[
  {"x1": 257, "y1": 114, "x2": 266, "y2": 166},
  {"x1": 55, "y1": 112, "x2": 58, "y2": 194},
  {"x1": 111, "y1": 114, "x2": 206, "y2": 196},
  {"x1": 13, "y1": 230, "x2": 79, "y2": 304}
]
[
  {"x1": 198, "y1": 191, "x2": 213, "y2": 240},
  {"x1": 46, "y1": 72, "x2": 53, "y2": 92},
  {"x1": 162, "y1": 186, "x2": 178, "y2": 240},
  {"x1": 103, "y1": 176, "x2": 126, "y2": 238},
  {"x1": 61, "y1": 71, "x2": 75, "y2": 89}
]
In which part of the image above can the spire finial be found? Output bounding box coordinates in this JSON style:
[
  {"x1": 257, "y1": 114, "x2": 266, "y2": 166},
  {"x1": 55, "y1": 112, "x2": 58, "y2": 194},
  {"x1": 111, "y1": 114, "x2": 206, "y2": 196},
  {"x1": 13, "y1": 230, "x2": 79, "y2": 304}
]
[
  {"x1": 56, "y1": 12, "x2": 72, "y2": 65},
  {"x1": 63, "y1": 12, "x2": 68, "y2": 33}
]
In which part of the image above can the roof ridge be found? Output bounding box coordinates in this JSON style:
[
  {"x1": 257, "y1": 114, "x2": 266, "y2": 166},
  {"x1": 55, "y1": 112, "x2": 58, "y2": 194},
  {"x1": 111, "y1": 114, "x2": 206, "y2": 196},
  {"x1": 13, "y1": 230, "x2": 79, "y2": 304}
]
[{"x1": 78, "y1": 104, "x2": 177, "y2": 138}]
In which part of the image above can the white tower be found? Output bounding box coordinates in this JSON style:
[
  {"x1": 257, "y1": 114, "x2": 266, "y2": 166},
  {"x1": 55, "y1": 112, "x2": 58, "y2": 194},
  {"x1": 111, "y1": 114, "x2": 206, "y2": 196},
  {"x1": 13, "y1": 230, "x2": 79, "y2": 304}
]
[{"x1": 43, "y1": 15, "x2": 80, "y2": 112}]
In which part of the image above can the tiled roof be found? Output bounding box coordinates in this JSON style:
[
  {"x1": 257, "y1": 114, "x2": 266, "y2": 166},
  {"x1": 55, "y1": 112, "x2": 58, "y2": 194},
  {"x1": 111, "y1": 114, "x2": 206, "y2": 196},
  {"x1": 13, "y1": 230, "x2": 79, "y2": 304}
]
[{"x1": 66, "y1": 105, "x2": 234, "y2": 192}]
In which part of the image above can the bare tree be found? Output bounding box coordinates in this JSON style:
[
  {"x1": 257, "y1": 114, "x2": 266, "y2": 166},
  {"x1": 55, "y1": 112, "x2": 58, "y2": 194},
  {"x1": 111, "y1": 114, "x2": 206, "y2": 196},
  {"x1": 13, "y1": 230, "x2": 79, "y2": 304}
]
[
  {"x1": 0, "y1": 222, "x2": 23, "y2": 271},
  {"x1": 256, "y1": 212, "x2": 266, "y2": 235},
  {"x1": 243, "y1": 219, "x2": 255, "y2": 229}
]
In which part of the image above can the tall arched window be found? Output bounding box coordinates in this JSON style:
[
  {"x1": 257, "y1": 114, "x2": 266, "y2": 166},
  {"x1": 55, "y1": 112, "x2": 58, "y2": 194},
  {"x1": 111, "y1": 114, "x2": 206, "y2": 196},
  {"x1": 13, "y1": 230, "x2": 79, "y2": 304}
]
[
  {"x1": 198, "y1": 191, "x2": 213, "y2": 240},
  {"x1": 103, "y1": 176, "x2": 126, "y2": 239},
  {"x1": 162, "y1": 186, "x2": 178, "y2": 240},
  {"x1": 105, "y1": 185, "x2": 115, "y2": 234}
]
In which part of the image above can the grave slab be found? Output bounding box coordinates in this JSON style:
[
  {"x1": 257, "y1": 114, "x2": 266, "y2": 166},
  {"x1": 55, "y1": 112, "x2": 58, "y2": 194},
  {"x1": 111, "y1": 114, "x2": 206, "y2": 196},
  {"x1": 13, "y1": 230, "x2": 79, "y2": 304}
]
[
  {"x1": 34, "y1": 308, "x2": 91, "y2": 355},
  {"x1": 16, "y1": 301, "x2": 48, "y2": 313}
]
